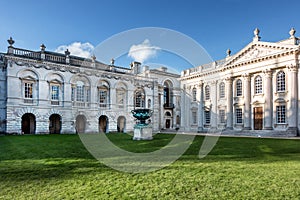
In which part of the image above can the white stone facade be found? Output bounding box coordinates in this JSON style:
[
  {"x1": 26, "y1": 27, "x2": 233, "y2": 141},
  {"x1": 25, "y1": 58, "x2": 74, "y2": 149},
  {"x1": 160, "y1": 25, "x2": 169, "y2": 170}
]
[
  {"x1": 0, "y1": 28, "x2": 299, "y2": 136},
  {"x1": 180, "y1": 28, "x2": 300, "y2": 136}
]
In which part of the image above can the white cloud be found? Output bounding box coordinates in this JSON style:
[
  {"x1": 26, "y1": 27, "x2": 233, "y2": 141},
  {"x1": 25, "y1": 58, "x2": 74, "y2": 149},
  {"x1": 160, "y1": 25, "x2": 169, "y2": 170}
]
[
  {"x1": 55, "y1": 42, "x2": 94, "y2": 58},
  {"x1": 128, "y1": 39, "x2": 160, "y2": 63}
]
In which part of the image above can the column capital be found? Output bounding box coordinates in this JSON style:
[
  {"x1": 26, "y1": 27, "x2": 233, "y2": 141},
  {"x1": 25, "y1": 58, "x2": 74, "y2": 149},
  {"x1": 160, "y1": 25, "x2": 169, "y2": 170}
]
[
  {"x1": 263, "y1": 68, "x2": 272, "y2": 77},
  {"x1": 287, "y1": 64, "x2": 298, "y2": 72},
  {"x1": 225, "y1": 76, "x2": 233, "y2": 83},
  {"x1": 198, "y1": 80, "x2": 203, "y2": 87},
  {"x1": 242, "y1": 73, "x2": 250, "y2": 78},
  {"x1": 211, "y1": 80, "x2": 217, "y2": 85}
]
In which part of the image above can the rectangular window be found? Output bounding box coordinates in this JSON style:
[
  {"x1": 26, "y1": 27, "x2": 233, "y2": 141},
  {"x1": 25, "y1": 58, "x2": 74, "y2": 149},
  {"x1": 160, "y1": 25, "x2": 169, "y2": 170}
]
[
  {"x1": 205, "y1": 111, "x2": 210, "y2": 124},
  {"x1": 219, "y1": 109, "x2": 226, "y2": 123},
  {"x1": 99, "y1": 90, "x2": 107, "y2": 107},
  {"x1": 276, "y1": 105, "x2": 286, "y2": 123},
  {"x1": 76, "y1": 86, "x2": 84, "y2": 102},
  {"x1": 192, "y1": 111, "x2": 197, "y2": 124},
  {"x1": 236, "y1": 108, "x2": 243, "y2": 124},
  {"x1": 117, "y1": 90, "x2": 125, "y2": 108},
  {"x1": 71, "y1": 87, "x2": 75, "y2": 101},
  {"x1": 24, "y1": 82, "x2": 33, "y2": 98},
  {"x1": 51, "y1": 85, "x2": 59, "y2": 100},
  {"x1": 192, "y1": 88, "x2": 197, "y2": 101}
]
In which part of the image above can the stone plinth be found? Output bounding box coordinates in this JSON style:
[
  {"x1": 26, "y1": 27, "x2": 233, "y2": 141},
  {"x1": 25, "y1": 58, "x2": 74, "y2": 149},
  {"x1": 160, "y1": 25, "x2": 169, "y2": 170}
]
[{"x1": 133, "y1": 125, "x2": 153, "y2": 140}]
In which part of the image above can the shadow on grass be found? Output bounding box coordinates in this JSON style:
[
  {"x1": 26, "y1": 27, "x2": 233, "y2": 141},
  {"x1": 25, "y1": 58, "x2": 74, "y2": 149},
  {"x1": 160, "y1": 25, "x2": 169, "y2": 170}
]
[{"x1": 0, "y1": 133, "x2": 299, "y2": 182}]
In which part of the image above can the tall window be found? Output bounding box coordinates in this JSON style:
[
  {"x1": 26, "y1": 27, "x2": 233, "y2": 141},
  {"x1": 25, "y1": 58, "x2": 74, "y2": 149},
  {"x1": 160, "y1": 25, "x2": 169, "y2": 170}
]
[
  {"x1": 192, "y1": 88, "x2": 197, "y2": 101},
  {"x1": 219, "y1": 82, "x2": 225, "y2": 99},
  {"x1": 148, "y1": 99, "x2": 151, "y2": 108},
  {"x1": 236, "y1": 79, "x2": 242, "y2": 96},
  {"x1": 192, "y1": 111, "x2": 197, "y2": 124},
  {"x1": 24, "y1": 82, "x2": 33, "y2": 99},
  {"x1": 205, "y1": 110, "x2": 210, "y2": 124},
  {"x1": 164, "y1": 81, "x2": 173, "y2": 107},
  {"x1": 51, "y1": 85, "x2": 59, "y2": 100},
  {"x1": 117, "y1": 88, "x2": 126, "y2": 108},
  {"x1": 99, "y1": 86, "x2": 109, "y2": 107},
  {"x1": 71, "y1": 81, "x2": 90, "y2": 107},
  {"x1": 135, "y1": 89, "x2": 145, "y2": 108},
  {"x1": 276, "y1": 105, "x2": 286, "y2": 123},
  {"x1": 277, "y1": 71, "x2": 286, "y2": 92},
  {"x1": 76, "y1": 84, "x2": 85, "y2": 102},
  {"x1": 219, "y1": 109, "x2": 226, "y2": 123},
  {"x1": 205, "y1": 85, "x2": 210, "y2": 100},
  {"x1": 236, "y1": 108, "x2": 243, "y2": 124},
  {"x1": 255, "y1": 75, "x2": 262, "y2": 94}
]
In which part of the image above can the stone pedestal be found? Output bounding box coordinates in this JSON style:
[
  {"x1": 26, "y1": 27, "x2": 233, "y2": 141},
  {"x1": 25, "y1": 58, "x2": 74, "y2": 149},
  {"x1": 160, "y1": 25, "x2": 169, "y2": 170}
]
[{"x1": 133, "y1": 125, "x2": 153, "y2": 140}]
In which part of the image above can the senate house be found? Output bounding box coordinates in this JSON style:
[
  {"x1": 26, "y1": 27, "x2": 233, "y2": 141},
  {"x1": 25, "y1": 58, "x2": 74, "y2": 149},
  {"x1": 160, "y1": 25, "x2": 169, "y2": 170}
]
[{"x1": 0, "y1": 28, "x2": 299, "y2": 136}]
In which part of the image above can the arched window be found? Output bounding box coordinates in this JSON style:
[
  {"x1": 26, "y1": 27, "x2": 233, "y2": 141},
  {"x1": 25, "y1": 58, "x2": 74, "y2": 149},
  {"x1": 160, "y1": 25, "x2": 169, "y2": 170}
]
[
  {"x1": 277, "y1": 71, "x2": 285, "y2": 92},
  {"x1": 255, "y1": 75, "x2": 262, "y2": 94},
  {"x1": 148, "y1": 99, "x2": 151, "y2": 108},
  {"x1": 219, "y1": 82, "x2": 225, "y2": 99},
  {"x1": 192, "y1": 87, "x2": 197, "y2": 101},
  {"x1": 135, "y1": 88, "x2": 145, "y2": 108},
  {"x1": 71, "y1": 80, "x2": 90, "y2": 107},
  {"x1": 98, "y1": 85, "x2": 109, "y2": 108},
  {"x1": 205, "y1": 85, "x2": 210, "y2": 100},
  {"x1": 116, "y1": 83, "x2": 127, "y2": 109},
  {"x1": 163, "y1": 81, "x2": 173, "y2": 107},
  {"x1": 236, "y1": 79, "x2": 242, "y2": 96}
]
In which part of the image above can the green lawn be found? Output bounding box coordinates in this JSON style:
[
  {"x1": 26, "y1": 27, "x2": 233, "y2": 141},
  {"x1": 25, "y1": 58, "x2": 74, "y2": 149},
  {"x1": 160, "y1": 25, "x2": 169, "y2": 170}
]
[{"x1": 0, "y1": 133, "x2": 299, "y2": 199}]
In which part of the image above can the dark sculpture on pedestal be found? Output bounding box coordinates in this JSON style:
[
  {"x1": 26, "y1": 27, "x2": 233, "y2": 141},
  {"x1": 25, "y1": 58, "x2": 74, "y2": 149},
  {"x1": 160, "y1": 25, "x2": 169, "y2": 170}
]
[{"x1": 131, "y1": 109, "x2": 153, "y2": 140}]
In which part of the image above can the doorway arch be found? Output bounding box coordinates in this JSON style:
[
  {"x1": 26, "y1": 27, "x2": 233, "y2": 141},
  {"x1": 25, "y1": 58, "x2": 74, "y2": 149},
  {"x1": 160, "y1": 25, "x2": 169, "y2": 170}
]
[
  {"x1": 117, "y1": 116, "x2": 126, "y2": 133},
  {"x1": 49, "y1": 114, "x2": 61, "y2": 134},
  {"x1": 99, "y1": 115, "x2": 108, "y2": 133},
  {"x1": 76, "y1": 115, "x2": 86, "y2": 133},
  {"x1": 21, "y1": 113, "x2": 36, "y2": 134}
]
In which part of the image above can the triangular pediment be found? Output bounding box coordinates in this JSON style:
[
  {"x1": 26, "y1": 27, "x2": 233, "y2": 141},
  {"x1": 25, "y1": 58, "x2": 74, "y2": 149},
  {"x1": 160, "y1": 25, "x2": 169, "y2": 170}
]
[{"x1": 226, "y1": 41, "x2": 297, "y2": 66}]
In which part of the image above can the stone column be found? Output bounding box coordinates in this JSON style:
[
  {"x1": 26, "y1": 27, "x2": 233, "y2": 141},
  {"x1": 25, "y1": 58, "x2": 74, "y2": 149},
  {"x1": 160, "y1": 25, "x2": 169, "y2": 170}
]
[
  {"x1": 225, "y1": 76, "x2": 233, "y2": 129},
  {"x1": 211, "y1": 81, "x2": 218, "y2": 129},
  {"x1": 243, "y1": 73, "x2": 251, "y2": 130},
  {"x1": 198, "y1": 81, "x2": 204, "y2": 132},
  {"x1": 287, "y1": 64, "x2": 298, "y2": 133},
  {"x1": 263, "y1": 69, "x2": 273, "y2": 130}
]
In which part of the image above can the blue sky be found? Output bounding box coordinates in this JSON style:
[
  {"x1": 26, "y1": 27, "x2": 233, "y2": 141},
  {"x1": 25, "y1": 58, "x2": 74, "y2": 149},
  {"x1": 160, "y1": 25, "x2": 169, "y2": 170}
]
[{"x1": 1, "y1": 0, "x2": 300, "y2": 71}]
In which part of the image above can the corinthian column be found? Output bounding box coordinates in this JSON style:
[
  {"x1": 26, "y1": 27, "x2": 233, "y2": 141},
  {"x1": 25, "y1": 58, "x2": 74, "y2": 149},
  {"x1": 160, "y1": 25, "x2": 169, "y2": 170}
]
[
  {"x1": 225, "y1": 76, "x2": 233, "y2": 129},
  {"x1": 263, "y1": 69, "x2": 273, "y2": 130},
  {"x1": 287, "y1": 64, "x2": 298, "y2": 134},
  {"x1": 198, "y1": 81, "x2": 204, "y2": 132},
  {"x1": 243, "y1": 73, "x2": 251, "y2": 130}
]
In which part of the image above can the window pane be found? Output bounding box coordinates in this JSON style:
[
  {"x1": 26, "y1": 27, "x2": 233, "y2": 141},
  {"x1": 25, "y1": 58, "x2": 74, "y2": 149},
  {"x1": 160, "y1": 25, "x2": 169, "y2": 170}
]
[
  {"x1": 76, "y1": 85, "x2": 84, "y2": 102},
  {"x1": 236, "y1": 79, "x2": 242, "y2": 96},
  {"x1": 51, "y1": 85, "x2": 59, "y2": 100},
  {"x1": 276, "y1": 105, "x2": 286, "y2": 123},
  {"x1": 24, "y1": 82, "x2": 33, "y2": 98},
  {"x1": 236, "y1": 108, "x2": 243, "y2": 124},
  {"x1": 205, "y1": 111, "x2": 210, "y2": 124},
  {"x1": 219, "y1": 109, "x2": 225, "y2": 123},
  {"x1": 277, "y1": 72, "x2": 285, "y2": 92},
  {"x1": 255, "y1": 76, "x2": 262, "y2": 94},
  {"x1": 219, "y1": 83, "x2": 225, "y2": 98}
]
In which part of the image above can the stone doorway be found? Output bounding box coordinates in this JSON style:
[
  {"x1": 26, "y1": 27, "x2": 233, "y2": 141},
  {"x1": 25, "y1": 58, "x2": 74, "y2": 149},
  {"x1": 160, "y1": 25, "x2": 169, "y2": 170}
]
[
  {"x1": 49, "y1": 114, "x2": 61, "y2": 134},
  {"x1": 254, "y1": 107, "x2": 263, "y2": 130},
  {"x1": 99, "y1": 115, "x2": 108, "y2": 133},
  {"x1": 76, "y1": 115, "x2": 86, "y2": 133},
  {"x1": 21, "y1": 113, "x2": 36, "y2": 134},
  {"x1": 117, "y1": 116, "x2": 126, "y2": 133},
  {"x1": 165, "y1": 119, "x2": 171, "y2": 129}
]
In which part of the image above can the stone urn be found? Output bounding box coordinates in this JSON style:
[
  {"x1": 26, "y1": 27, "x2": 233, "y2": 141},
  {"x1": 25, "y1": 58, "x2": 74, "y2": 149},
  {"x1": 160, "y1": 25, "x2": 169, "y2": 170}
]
[{"x1": 131, "y1": 109, "x2": 153, "y2": 140}]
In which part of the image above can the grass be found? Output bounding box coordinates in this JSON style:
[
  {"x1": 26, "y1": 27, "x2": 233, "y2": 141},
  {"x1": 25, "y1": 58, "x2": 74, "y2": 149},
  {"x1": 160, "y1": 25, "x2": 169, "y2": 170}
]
[{"x1": 0, "y1": 133, "x2": 299, "y2": 199}]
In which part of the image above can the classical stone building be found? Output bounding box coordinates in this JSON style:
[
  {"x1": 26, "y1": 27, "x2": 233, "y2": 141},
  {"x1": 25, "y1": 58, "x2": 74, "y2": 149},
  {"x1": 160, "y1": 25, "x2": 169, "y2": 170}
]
[
  {"x1": 0, "y1": 28, "x2": 299, "y2": 136},
  {"x1": 181, "y1": 28, "x2": 299, "y2": 136}
]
